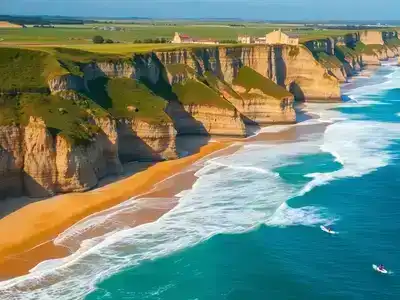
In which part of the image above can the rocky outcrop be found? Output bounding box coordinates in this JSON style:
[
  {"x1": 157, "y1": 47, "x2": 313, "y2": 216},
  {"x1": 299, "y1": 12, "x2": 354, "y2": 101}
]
[
  {"x1": 55, "y1": 136, "x2": 99, "y2": 193},
  {"x1": 83, "y1": 61, "x2": 135, "y2": 81},
  {"x1": 93, "y1": 117, "x2": 122, "y2": 174},
  {"x1": 0, "y1": 42, "x2": 356, "y2": 200},
  {"x1": 0, "y1": 125, "x2": 23, "y2": 198},
  {"x1": 182, "y1": 105, "x2": 245, "y2": 136},
  {"x1": 49, "y1": 75, "x2": 84, "y2": 94},
  {"x1": 154, "y1": 46, "x2": 341, "y2": 102},
  {"x1": 22, "y1": 117, "x2": 57, "y2": 197},
  {"x1": 229, "y1": 87, "x2": 295, "y2": 124},
  {"x1": 118, "y1": 119, "x2": 177, "y2": 162}
]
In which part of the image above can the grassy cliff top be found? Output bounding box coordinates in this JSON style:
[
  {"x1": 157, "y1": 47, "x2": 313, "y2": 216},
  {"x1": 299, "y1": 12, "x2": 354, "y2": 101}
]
[
  {"x1": 233, "y1": 66, "x2": 292, "y2": 100},
  {"x1": 172, "y1": 79, "x2": 235, "y2": 110},
  {"x1": 0, "y1": 47, "x2": 67, "y2": 93},
  {"x1": 314, "y1": 52, "x2": 343, "y2": 69},
  {"x1": 354, "y1": 42, "x2": 385, "y2": 55},
  {"x1": 166, "y1": 64, "x2": 196, "y2": 77},
  {"x1": 203, "y1": 71, "x2": 242, "y2": 100},
  {"x1": 87, "y1": 77, "x2": 170, "y2": 123},
  {"x1": 0, "y1": 93, "x2": 100, "y2": 145}
]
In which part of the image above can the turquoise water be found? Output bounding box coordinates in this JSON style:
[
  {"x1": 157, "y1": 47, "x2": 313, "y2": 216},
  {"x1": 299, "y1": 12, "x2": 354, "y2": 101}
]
[
  {"x1": 1, "y1": 62, "x2": 400, "y2": 300},
  {"x1": 87, "y1": 62, "x2": 400, "y2": 300}
]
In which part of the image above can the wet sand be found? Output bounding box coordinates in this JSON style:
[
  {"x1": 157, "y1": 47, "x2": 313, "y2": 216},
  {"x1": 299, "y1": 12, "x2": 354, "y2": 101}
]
[{"x1": 0, "y1": 119, "x2": 327, "y2": 281}]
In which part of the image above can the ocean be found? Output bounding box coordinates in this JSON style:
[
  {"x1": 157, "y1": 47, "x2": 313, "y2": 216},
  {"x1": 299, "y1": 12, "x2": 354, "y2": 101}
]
[{"x1": 1, "y1": 61, "x2": 400, "y2": 299}]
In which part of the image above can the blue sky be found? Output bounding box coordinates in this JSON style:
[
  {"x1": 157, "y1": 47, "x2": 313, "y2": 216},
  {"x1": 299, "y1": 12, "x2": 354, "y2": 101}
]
[{"x1": 1, "y1": 0, "x2": 400, "y2": 20}]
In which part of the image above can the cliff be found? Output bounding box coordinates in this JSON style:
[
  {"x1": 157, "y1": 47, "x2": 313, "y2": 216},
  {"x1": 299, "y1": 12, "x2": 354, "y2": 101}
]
[{"x1": 0, "y1": 41, "x2": 356, "y2": 200}]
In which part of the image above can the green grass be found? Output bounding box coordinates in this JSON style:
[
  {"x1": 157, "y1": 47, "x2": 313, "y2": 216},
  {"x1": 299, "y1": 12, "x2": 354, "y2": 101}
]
[
  {"x1": 18, "y1": 93, "x2": 99, "y2": 145},
  {"x1": 172, "y1": 79, "x2": 235, "y2": 110},
  {"x1": 354, "y1": 42, "x2": 385, "y2": 55},
  {"x1": 314, "y1": 52, "x2": 343, "y2": 69},
  {"x1": 0, "y1": 95, "x2": 19, "y2": 125},
  {"x1": 233, "y1": 66, "x2": 292, "y2": 100},
  {"x1": 0, "y1": 47, "x2": 66, "y2": 93},
  {"x1": 385, "y1": 38, "x2": 400, "y2": 47},
  {"x1": 165, "y1": 64, "x2": 196, "y2": 77},
  {"x1": 86, "y1": 77, "x2": 170, "y2": 123},
  {"x1": 336, "y1": 45, "x2": 360, "y2": 58},
  {"x1": 0, "y1": 26, "x2": 361, "y2": 46},
  {"x1": 203, "y1": 71, "x2": 242, "y2": 100}
]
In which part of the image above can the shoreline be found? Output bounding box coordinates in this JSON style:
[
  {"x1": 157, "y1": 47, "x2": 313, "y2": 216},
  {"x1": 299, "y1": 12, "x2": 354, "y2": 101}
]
[
  {"x1": 0, "y1": 117, "x2": 328, "y2": 281},
  {"x1": 0, "y1": 141, "x2": 232, "y2": 280},
  {"x1": 0, "y1": 62, "x2": 380, "y2": 281}
]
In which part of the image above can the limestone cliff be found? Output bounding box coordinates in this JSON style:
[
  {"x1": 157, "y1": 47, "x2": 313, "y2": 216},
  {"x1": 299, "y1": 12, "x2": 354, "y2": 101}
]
[
  {"x1": 83, "y1": 61, "x2": 135, "y2": 81},
  {"x1": 182, "y1": 104, "x2": 245, "y2": 136},
  {"x1": 118, "y1": 119, "x2": 177, "y2": 162},
  {"x1": 155, "y1": 45, "x2": 341, "y2": 102},
  {"x1": 360, "y1": 31, "x2": 384, "y2": 45},
  {"x1": 0, "y1": 125, "x2": 23, "y2": 198},
  {"x1": 0, "y1": 42, "x2": 353, "y2": 200}
]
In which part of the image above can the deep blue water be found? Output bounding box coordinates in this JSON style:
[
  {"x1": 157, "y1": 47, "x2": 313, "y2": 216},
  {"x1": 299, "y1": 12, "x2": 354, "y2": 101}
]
[{"x1": 1, "y1": 63, "x2": 400, "y2": 300}]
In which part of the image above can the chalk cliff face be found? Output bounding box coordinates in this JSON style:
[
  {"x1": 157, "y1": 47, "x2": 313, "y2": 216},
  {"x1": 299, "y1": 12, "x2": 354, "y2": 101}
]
[
  {"x1": 49, "y1": 75, "x2": 84, "y2": 94},
  {"x1": 6, "y1": 38, "x2": 386, "y2": 200},
  {"x1": 182, "y1": 104, "x2": 245, "y2": 136},
  {"x1": 360, "y1": 31, "x2": 384, "y2": 45},
  {"x1": 229, "y1": 86, "x2": 295, "y2": 124},
  {"x1": 0, "y1": 125, "x2": 23, "y2": 198},
  {"x1": 118, "y1": 119, "x2": 177, "y2": 162},
  {"x1": 155, "y1": 45, "x2": 341, "y2": 102},
  {"x1": 83, "y1": 62, "x2": 135, "y2": 81}
]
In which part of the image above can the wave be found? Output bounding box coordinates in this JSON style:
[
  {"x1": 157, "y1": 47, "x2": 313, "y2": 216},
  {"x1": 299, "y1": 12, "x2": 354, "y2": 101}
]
[
  {"x1": 297, "y1": 120, "x2": 400, "y2": 197},
  {"x1": 265, "y1": 203, "x2": 337, "y2": 227}
]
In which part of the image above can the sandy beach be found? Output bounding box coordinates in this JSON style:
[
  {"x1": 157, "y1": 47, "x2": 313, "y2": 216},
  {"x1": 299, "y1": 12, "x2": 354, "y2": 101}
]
[
  {"x1": 0, "y1": 141, "x2": 232, "y2": 280},
  {"x1": 0, "y1": 116, "x2": 327, "y2": 281}
]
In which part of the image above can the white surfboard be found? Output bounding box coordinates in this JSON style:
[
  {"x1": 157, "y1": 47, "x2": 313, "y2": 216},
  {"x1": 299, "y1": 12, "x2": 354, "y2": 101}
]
[
  {"x1": 320, "y1": 225, "x2": 337, "y2": 235},
  {"x1": 373, "y1": 264, "x2": 388, "y2": 274}
]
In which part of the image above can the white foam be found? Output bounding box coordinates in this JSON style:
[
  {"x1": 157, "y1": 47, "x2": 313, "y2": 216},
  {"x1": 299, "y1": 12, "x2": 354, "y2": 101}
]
[
  {"x1": 396, "y1": 112, "x2": 400, "y2": 117},
  {"x1": 265, "y1": 203, "x2": 336, "y2": 227},
  {"x1": 298, "y1": 120, "x2": 400, "y2": 196}
]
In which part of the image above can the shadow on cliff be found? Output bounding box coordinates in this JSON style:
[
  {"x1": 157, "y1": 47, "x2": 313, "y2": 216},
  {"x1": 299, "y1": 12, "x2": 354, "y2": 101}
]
[
  {"x1": 273, "y1": 46, "x2": 287, "y2": 87},
  {"x1": 289, "y1": 81, "x2": 306, "y2": 102},
  {"x1": 133, "y1": 53, "x2": 211, "y2": 155},
  {"x1": 84, "y1": 77, "x2": 113, "y2": 110},
  {"x1": 117, "y1": 121, "x2": 165, "y2": 163}
]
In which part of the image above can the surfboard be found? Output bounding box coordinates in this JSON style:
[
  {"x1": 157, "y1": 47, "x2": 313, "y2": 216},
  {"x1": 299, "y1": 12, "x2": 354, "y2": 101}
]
[
  {"x1": 373, "y1": 264, "x2": 388, "y2": 274},
  {"x1": 320, "y1": 225, "x2": 337, "y2": 235}
]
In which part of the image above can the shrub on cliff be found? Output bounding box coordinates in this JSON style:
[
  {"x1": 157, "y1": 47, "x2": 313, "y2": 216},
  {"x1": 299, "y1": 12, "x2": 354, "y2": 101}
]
[{"x1": 92, "y1": 35, "x2": 105, "y2": 44}]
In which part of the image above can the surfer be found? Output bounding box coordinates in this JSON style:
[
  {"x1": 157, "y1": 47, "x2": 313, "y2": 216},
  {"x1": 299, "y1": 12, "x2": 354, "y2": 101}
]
[{"x1": 378, "y1": 264, "x2": 385, "y2": 272}]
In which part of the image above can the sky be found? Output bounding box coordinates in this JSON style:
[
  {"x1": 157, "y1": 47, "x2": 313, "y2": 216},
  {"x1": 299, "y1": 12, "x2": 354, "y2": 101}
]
[{"x1": 1, "y1": 0, "x2": 400, "y2": 21}]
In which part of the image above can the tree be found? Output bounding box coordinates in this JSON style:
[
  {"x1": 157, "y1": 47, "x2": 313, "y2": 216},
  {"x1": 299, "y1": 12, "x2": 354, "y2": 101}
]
[
  {"x1": 92, "y1": 35, "x2": 104, "y2": 44},
  {"x1": 105, "y1": 39, "x2": 114, "y2": 44}
]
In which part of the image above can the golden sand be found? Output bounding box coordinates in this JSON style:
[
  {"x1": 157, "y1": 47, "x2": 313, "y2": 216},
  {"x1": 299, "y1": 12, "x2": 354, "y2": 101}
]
[{"x1": 0, "y1": 142, "x2": 229, "y2": 278}]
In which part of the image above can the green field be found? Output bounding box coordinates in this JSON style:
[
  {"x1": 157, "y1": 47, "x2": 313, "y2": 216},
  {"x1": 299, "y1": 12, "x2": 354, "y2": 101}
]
[{"x1": 0, "y1": 24, "x2": 360, "y2": 46}]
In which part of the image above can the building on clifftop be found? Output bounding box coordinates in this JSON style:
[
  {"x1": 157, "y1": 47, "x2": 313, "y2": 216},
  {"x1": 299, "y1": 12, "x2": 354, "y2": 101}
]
[
  {"x1": 172, "y1": 32, "x2": 219, "y2": 45},
  {"x1": 265, "y1": 29, "x2": 299, "y2": 46},
  {"x1": 238, "y1": 35, "x2": 254, "y2": 44}
]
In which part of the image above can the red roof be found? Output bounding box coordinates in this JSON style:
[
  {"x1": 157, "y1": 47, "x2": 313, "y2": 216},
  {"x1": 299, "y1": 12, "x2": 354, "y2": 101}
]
[{"x1": 179, "y1": 34, "x2": 191, "y2": 39}]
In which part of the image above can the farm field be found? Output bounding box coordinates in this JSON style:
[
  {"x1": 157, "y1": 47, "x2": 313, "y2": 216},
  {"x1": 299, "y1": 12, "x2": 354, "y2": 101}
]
[{"x1": 0, "y1": 22, "x2": 358, "y2": 46}]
